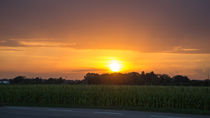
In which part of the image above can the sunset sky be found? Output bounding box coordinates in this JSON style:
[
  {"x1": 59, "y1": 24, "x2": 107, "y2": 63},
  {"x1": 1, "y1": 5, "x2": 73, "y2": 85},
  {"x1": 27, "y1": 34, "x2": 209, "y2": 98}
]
[{"x1": 0, "y1": 0, "x2": 210, "y2": 79}]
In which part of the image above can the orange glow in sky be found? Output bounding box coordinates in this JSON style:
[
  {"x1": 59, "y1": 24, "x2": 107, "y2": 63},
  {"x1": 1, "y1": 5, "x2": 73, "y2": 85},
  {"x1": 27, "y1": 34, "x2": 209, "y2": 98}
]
[{"x1": 0, "y1": 1, "x2": 210, "y2": 80}]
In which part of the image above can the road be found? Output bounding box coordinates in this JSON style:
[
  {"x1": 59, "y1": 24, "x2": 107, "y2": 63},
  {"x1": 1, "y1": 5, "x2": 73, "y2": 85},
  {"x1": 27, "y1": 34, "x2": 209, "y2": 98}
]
[{"x1": 0, "y1": 106, "x2": 209, "y2": 118}]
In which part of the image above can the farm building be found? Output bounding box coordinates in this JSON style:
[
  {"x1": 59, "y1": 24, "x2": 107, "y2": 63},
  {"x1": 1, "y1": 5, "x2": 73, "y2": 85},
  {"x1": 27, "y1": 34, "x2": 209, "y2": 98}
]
[{"x1": 0, "y1": 80, "x2": 10, "y2": 84}]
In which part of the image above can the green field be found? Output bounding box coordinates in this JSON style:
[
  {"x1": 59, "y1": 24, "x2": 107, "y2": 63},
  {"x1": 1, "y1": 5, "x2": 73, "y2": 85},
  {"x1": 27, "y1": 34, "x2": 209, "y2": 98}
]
[{"x1": 0, "y1": 85, "x2": 210, "y2": 114}]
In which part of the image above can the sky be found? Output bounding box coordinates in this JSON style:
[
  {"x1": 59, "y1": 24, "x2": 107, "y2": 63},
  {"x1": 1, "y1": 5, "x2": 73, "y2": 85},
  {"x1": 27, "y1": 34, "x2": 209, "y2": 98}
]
[{"x1": 0, "y1": 0, "x2": 210, "y2": 79}]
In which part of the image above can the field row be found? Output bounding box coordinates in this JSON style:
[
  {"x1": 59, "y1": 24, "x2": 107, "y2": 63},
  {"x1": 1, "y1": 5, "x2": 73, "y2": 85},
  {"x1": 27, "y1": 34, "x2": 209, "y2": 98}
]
[{"x1": 0, "y1": 85, "x2": 209, "y2": 114}]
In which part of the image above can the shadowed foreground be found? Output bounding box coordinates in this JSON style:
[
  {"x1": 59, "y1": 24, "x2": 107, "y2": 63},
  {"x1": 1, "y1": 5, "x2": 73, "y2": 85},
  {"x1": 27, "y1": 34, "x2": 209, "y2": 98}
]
[
  {"x1": 0, "y1": 106, "x2": 209, "y2": 118},
  {"x1": 0, "y1": 85, "x2": 210, "y2": 114}
]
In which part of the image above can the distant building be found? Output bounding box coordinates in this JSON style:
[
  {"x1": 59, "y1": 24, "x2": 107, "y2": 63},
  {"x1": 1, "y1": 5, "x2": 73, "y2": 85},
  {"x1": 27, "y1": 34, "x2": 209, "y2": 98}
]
[{"x1": 0, "y1": 80, "x2": 10, "y2": 84}]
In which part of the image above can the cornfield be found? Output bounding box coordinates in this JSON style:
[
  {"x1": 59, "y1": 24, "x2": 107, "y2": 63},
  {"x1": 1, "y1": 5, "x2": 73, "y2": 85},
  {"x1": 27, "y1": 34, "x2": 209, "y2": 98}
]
[{"x1": 0, "y1": 85, "x2": 209, "y2": 114}]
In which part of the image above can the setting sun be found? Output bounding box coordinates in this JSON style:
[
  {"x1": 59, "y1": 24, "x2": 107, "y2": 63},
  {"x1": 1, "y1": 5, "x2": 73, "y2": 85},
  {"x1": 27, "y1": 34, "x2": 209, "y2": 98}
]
[{"x1": 108, "y1": 60, "x2": 122, "y2": 72}]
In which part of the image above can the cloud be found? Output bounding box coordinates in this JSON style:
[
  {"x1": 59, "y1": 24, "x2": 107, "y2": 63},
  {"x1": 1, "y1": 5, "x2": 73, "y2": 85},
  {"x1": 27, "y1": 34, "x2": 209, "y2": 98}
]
[
  {"x1": 166, "y1": 47, "x2": 210, "y2": 54},
  {"x1": 71, "y1": 68, "x2": 106, "y2": 73},
  {"x1": 19, "y1": 41, "x2": 76, "y2": 47},
  {"x1": 1, "y1": 38, "x2": 210, "y2": 54},
  {"x1": 0, "y1": 39, "x2": 24, "y2": 47},
  {"x1": 0, "y1": 48, "x2": 23, "y2": 52},
  {"x1": 0, "y1": 39, "x2": 76, "y2": 48}
]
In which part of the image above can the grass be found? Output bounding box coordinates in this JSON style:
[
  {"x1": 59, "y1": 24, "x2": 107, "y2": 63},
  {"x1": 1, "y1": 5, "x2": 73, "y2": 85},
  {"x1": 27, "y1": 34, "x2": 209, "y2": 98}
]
[{"x1": 0, "y1": 85, "x2": 209, "y2": 115}]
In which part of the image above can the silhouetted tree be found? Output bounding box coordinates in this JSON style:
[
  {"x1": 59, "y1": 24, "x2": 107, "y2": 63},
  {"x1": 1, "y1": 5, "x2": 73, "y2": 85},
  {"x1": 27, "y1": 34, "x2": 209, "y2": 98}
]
[
  {"x1": 84, "y1": 73, "x2": 100, "y2": 84},
  {"x1": 172, "y1": 75, "x2": 190, "y2": 85},
  {"x1": 12, "y1": 76, "x2": 26, "y2": 84},
  {"x1": 158, "y1": 74, "x2": 172, "y2": 85}
]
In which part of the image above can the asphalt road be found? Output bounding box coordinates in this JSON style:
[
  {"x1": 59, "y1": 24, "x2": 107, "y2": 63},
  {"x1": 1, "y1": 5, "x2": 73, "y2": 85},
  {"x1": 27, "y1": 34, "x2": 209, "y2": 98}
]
[{"x1": 0, "y1": 106, "x2": 209, "y2": 118}]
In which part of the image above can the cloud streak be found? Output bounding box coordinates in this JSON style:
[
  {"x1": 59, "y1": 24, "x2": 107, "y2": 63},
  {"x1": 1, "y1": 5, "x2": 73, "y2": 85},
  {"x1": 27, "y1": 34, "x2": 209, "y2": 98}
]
[{"x1": 0, "y1": 39, "x2": 76, "y2": 48}]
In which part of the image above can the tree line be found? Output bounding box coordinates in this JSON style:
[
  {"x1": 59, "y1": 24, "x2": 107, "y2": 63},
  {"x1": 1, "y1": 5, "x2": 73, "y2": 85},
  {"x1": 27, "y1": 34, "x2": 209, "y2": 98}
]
[
  {"x1": 84, "y1": 72, "x2": 210, "y2": 86},
  {"x1": 0, "y1": 76, "x2": 83, "y2": 85},
  {"x1": 0, "y1": 71, "x2": 210, "y2": 86}
]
